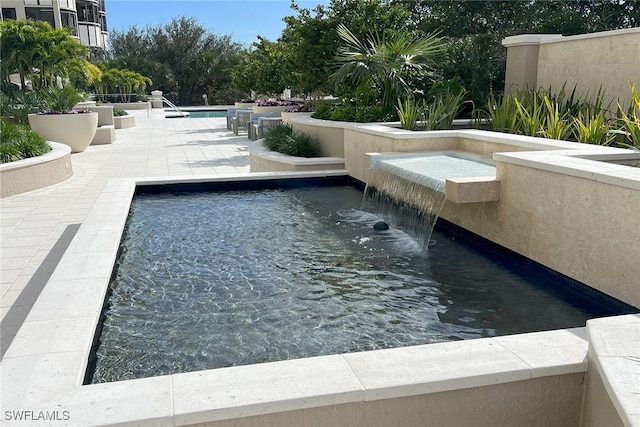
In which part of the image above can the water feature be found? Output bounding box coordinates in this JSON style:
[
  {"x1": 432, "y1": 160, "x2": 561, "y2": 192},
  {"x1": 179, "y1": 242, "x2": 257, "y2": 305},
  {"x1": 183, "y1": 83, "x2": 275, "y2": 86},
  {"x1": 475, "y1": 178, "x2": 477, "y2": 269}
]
[
  {"x1": 88, "y1": 184, "x2": 627, "y2": 384},
  {"x1": 364, "y1": 152, "x2": 496, "y2": 245}
]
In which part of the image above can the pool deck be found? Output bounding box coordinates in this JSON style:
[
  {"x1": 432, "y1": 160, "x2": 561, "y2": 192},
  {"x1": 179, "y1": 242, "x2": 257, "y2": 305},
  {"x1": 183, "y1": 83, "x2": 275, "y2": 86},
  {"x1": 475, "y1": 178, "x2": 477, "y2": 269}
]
[
  {"x1": 0, "y1": 109, "x2": 250, "y2": 357},
  {"x1": 1, "y1": 109, "x2": 638, "y2": 426}
]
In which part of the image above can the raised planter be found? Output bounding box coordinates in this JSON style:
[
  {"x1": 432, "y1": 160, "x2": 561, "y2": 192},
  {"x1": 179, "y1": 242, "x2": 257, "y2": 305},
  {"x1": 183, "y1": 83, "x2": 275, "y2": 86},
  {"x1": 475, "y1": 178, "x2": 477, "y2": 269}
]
[
  {"x1": 114, "y1": 114, "x2": 136, "y2": 129},
  {"x1": 28, "y1": 112, "x2": 98, "y2": 153},
  {"x1": 280, "y1": 111, "x2": 312, "y2": 124},
  {"x1": 103, "y1": 102, "x2": 151, "y2": 110},
  {"x1": 234, "y1": 102, "x2": 257, "y2": 109},
  {"x1": 248, "y1": 140, "x2": 345, "y2": 172},
  {"x1": 252, "y1": 105, "x2": 290, "y2": 117},
  {"x1": 0, "y1": 141, "x2": 72, "y2": 197}
]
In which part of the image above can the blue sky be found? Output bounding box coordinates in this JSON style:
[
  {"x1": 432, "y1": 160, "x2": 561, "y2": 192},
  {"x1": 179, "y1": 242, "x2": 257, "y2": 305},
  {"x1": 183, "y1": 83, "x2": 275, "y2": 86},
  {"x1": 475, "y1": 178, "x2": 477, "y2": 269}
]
[{"x1": 105, "y1": 0, "x2": 330, "y2": 46}]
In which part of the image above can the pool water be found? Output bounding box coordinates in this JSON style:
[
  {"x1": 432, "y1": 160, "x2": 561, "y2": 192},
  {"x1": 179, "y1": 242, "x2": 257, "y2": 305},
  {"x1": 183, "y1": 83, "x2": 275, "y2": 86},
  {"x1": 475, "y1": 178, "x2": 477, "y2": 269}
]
[
  {"x1": 89, "y1": 185, "x2": 622, "y2": 383},
  {"x1": 186, "y1": 110, "x2": 227, "y2": 118}
]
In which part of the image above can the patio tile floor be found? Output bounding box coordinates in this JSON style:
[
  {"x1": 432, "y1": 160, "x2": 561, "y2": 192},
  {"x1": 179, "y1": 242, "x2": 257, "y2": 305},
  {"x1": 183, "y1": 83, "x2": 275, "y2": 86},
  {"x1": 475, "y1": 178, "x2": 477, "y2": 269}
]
[{"x1": 0, "y1": 110, "x2": 250, "y2": 359}]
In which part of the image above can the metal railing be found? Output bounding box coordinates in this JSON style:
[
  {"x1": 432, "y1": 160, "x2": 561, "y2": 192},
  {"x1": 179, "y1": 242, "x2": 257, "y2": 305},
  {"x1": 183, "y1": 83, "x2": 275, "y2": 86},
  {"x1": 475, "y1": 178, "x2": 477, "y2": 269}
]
[{"x1": 162, "y1": 97, "x2": 188, "y2": 117}]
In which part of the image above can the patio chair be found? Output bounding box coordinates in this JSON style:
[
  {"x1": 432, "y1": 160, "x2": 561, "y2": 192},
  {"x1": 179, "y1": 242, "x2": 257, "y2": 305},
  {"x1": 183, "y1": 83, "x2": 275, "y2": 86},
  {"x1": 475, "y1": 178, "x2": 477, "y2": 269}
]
[
  {"x1": 225, "y1": 107, "x2": 238, "y2": 130},
  {"x1": 232, "y1": 109, "x2": 252, "y2": 135},
  {"x1": 248, "y1": 112, "x2": 274, "y2": 140},
  {"x1": 256, "y1": 117, "x2": 283, "y2": 140}
]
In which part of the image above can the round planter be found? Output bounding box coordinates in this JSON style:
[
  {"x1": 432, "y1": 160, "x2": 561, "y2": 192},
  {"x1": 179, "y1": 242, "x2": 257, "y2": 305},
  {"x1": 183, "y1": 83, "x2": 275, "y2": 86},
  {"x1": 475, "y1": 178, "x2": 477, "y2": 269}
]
[
  {"x1": 234, "y1": 102, "x2": 257, "y2": 109},
  {"x1": 252, "y1": 105, "x2": 291, "y2": 117},
  {"x1": 28, "y1": 112, "x2": 98, "y2": 153}
]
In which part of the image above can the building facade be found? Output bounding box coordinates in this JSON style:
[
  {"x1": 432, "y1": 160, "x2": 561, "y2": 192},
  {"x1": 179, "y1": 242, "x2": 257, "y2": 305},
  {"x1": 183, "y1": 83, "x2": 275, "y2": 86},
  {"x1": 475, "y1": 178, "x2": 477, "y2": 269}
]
[{"x1": 1, "y1": 0, "x2": 108, "y2": 51}]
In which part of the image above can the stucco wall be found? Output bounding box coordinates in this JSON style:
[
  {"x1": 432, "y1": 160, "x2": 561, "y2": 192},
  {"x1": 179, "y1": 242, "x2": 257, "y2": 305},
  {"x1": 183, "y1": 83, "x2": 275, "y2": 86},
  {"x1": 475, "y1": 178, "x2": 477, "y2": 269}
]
[
  {"x1": 194, "y1": 374, "x2": 585, "y2": 427},
  {"x1": 441, "y1": 161, "x2": 640, "y2": 308},
  {"x1": 504, "y1": 28, "x2": 640, "y2": 107}
]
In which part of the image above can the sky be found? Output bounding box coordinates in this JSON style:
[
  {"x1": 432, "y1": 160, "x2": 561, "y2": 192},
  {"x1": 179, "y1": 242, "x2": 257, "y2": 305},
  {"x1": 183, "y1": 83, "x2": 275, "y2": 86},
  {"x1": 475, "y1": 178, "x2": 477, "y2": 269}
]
[{"x1": 105, "y1": 0, "x2": 330, "y2": 46}]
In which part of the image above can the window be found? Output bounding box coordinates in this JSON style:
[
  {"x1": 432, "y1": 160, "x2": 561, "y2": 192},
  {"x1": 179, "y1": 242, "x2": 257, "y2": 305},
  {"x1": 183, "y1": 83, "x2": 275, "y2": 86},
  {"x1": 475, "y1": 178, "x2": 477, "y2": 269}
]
[
  {"x1": 1, "y1": 8, "x2": 17, "y2": 20},
  {"x1": 77, "y1": 0, "x2": 98, "y2": 23},
  {"x1": 99, "y1": 13, "x2": 107, "y2": 32},
  {"x1": 23, "y1": 0, "x2": 53, "y2": 5},
  {"x1": 61, "y1": 10, "x2": 78, "y2": 33},
  {"x1": 25, "y1": 7, "x2": 55, "y2": 27}
]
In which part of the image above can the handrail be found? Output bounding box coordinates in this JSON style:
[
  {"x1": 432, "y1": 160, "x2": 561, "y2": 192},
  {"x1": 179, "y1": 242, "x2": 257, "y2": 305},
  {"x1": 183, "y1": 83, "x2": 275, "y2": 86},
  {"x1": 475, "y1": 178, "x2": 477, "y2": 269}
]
[{"x1": 162, "y1": 97, "x2": 188, "y2": 117}]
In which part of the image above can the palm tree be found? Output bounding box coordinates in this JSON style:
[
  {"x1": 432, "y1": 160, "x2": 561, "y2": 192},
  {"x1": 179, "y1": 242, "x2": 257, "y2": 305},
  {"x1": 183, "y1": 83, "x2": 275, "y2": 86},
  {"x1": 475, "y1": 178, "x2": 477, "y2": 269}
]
[
  {"x1": 333, "y1": 24, "x2": 447, "y2": 109},
  {"x1": 0, "y1": 19, "x2": 88, "y2": 89}
]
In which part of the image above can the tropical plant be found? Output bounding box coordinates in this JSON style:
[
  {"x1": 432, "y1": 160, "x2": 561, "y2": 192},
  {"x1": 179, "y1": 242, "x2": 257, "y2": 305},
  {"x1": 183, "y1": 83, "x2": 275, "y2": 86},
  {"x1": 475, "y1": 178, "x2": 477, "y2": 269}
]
[
  {"x1": 94, "y1": 67, "x2": 152, "y2": 102},
  {"x1": 262, "y1": 123, "x2": 320, "y2": 157},
  {"x1": 616, "y1": 81, "x2": 640, "y2": 150},
  {"x1": 333, "y1": 24, "x2": 447, "y2": 109},
  {"x1": 0, "y1": 19, "x2": 89, "y2": 89},
  {"x1": 540, "y1": 96, "x2": 573, "y2": 140},
  {"x1": 41, "y1": 85, "x2": 86, "y2": 113},
  {"x1": 421, "y1": 90, "x2": 466, "y2": 130},
  {"x1": 0, "y1": 121, "x2": 50, "y2": 163},
  {"x1": 486, "y1": 93, "x2": 518, "y2": 133},
  {"x1": 573, "y1": 109, "x2": 615, "y2": 145},
  {"x1": 0, "y1": 90, "x2": 45, "y2": 125},
  {"x1": 396, "y1": 96, "x2": 422, "y2": 130},
  {"x1": 514, "y1": 95, "x2": 546, "y2": 137}
]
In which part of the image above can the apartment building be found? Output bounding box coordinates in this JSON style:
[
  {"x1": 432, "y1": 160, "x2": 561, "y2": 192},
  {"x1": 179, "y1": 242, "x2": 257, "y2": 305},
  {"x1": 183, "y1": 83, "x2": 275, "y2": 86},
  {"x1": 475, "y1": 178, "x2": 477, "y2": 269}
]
[{"x1": 0, "y1": 0, "x2": 108, "y2": 50}]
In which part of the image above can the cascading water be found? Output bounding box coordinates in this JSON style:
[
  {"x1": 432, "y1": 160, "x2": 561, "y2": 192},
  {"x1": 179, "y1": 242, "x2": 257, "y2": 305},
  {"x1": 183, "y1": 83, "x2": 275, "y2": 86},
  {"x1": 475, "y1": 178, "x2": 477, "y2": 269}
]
[
  {"x1": 363, "y1": 152, "x2": 497, "y2": 246},
  {"x1": 363, "y1": 167, "x2": 446, "y2": 246}
]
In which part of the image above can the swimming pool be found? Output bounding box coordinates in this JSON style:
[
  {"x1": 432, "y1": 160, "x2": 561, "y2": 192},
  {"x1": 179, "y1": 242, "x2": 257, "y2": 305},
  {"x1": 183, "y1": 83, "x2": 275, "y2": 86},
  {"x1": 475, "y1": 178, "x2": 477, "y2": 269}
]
[
  {"x1": 88, "y1": 184, "x2": 628, "y2": 383},
  {"x1": 165, "y1": 110, "x2": 228, "y2": 118}
]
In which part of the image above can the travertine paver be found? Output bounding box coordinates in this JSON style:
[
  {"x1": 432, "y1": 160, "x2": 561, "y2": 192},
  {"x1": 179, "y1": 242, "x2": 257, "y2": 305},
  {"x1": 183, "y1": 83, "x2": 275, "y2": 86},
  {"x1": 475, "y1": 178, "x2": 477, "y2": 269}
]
[{"x1": 0, "y1": 110, "x2": 250, "y2": 357}]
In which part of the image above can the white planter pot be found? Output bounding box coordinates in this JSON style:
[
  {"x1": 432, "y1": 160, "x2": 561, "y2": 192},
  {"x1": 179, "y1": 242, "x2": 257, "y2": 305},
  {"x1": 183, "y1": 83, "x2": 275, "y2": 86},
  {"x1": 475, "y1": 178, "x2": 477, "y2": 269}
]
[
  {"x1": 252, "y1": 105, "x2": 291, "y2": 117},
  {"x1": 28, "y1": 112, "x2": 98, "y2": 153}
]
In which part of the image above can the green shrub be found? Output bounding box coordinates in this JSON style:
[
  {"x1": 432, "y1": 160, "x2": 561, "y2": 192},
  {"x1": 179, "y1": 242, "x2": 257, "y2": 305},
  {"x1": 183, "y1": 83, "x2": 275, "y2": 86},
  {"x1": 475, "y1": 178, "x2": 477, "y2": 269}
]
[
  {"x1": 263, "y1": 123, "x2": 320, "y2": 158},
  {"x1": 312, "y1": 101, "x2": 334, "y2": 120},
  {"x1": 311, "y1": 101, "x2": 395, "y2": 123},
  {"x1": 0, "y1": 121, "x2": 50, "y2": 163},
  {"x1": 113, "y1": 108, "x2": 128, "y2": 117}
]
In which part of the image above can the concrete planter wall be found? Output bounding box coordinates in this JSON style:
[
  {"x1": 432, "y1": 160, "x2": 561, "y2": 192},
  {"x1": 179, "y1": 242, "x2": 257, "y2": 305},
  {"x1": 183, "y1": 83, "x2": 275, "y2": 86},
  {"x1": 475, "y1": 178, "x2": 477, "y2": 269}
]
[
  {"x1": 248, "y1": 140, "x2": 345, "y2": 172},
  {"x1": 289, "y1": 115, "x2": 347, "y2": 157},
  {"x1": 234, "y1": 102, "x2": 257, "y2": 109},
  {"x1": 281, "y1": 111, "x2": 312, "y2": 124},
  {"x1": 0, "y1": 141, "x2": 72, "y2": 197},
  {"x1": 252, "y1": 105, "x2": 290, "y2": 117},
  {"x1": 114, "y1": 114, "x2": 136, "y2": 129},
  {"x1": 28, "y1": 112, "x2": 99, "y2": 153},
  {"x1": 102, "y1": 102, "x2": 150, "y2": 110}
]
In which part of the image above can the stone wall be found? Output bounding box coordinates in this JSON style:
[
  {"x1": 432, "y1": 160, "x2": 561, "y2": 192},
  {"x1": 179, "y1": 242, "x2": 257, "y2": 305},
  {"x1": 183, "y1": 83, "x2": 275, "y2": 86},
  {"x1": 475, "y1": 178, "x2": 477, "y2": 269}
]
[{"x1": 503, "y1": 27, "x2": 640, "y2": 107}]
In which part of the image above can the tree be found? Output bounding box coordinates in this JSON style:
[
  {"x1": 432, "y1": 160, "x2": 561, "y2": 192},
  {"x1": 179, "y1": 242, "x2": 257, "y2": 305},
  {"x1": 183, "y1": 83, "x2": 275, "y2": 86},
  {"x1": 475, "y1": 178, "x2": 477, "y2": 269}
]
[
  {"x1": 0, "y1": 19, "x2": 89, "y2": 89},
  {"x1": 231, "y1": 0, "x2": 418, "y2": 99},
  {"x1": 231, "y1": 37, "x2": 288, "y2": 97},
  {"x1": 333, "y1": 24, "x2": 446, "y2": 108},
  {"x1": 94, "y1": 67, "x2": 152, "y2": 102},
  {"x1": 108, "y1": 17, "x2": 245, "y2": 105}
]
